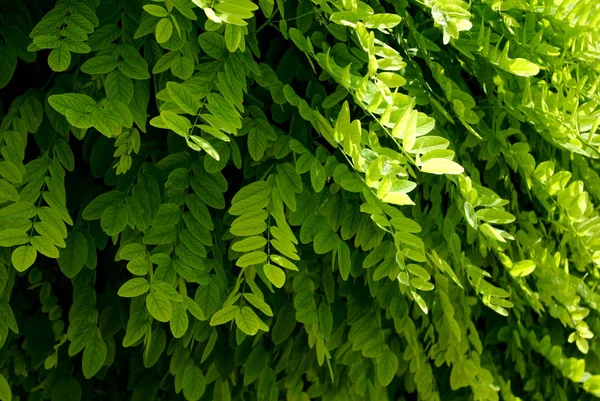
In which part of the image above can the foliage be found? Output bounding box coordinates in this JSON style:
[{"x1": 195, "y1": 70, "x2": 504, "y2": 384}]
[{"x1": 0, "y1": 0, "x2": 600, "y2": 400}]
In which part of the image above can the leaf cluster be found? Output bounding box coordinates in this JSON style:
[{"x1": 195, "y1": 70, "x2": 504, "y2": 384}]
[{"x1": 0, "y1": 0, "x2": 600, "y2": 401}]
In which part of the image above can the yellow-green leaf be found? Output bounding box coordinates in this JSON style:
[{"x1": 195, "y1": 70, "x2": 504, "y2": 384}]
[
  {"x1": 509, "y1": 58, "x2": 540, "y2": 77},
  {"x1": 420, "y1": 158, "x2": 464, "y2": 175},
  {"x1": 155, "y1": 18, "x2": 173, "y2": 44},
  {"x1": 511, "y1": 260, "x2": 536, "y2": 277},
  {"x1": 11, "y1": 246, "x2": 36, "y2": 272},
  {"x1": 118, "y1": 278, "x2": 150, "y2": 297},
  {"x1": 235, "y1": 306, "x2": 261, "y2": 336},
  {"x1": 263, "y1": 264, "x2": 285, "y2": 288}
]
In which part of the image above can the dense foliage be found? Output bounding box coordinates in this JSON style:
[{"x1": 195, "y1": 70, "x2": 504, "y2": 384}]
[{"x1": 0, "y1": 0, "x2": 600, "y2": 400}]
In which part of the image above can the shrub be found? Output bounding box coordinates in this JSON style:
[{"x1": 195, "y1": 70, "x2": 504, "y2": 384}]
[{"x1": 0, "y1": 0, "x2": 600, "y2": 400}]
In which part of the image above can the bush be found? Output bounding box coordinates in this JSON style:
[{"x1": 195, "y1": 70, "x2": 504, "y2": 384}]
[{"x1": 1, "y1": 0, "x2": 600, "y2": 400}]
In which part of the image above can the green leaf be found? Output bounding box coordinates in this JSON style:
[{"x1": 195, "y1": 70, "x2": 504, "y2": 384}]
[
  {"x1": 34, "y1": 222, "x2": 66, "y2": 247},
  {"x1": 82, "y1": 337, "x2": 107, "y2": 379},
  {"x1": 41, "y1": 191, "x2": 72, "y2": 225},
  {"x1": 322, "y1": 86, "x2": 348, "y2": 109},
  {"x1": 337, "y1": 240, "x2": 351, "y2": 280},
  {"x1": 101, "y1": 204, "x2": 130, "y2": 236},
  {"x1": 30, "y1": 236, "x2": 60, "y2": 258},
  {"x1": 189, "y1": 136, "x2": 220, "y2": 160},
  {"x1": 81, "y1": 55, "x2": 117, "y2": 75},
  {"x1": 276, "y1": 163, "x2": 302, "y2": 193},
  {"x1": 198, "y1": 32, "x2": 228, "y2": 59},
  {"x1": 54, "y1": 139, "x2": 75, "y2": 171},
  {"x1": 272, "y1": 303, "x2": 296, "y2": 345},
  {"x1": 143, "y1": 327, "x2": 167, "y2": 368},
  {"x1": 243, "y1": 293, "x2": 273, "y2": 316},
  {"x1": 318, "y1": 302, "x2": 333, "y2": 339},
  {"x1": 248, "y1": 126, "x2": 267, "y2": 161},
  {"x1": 48, "y1": 47, "x2": 71, "y2": 72},
  {"x1": 377, "y1": 72, "x2": 406, "y2": 88},
  {"x1": 146, "y1": 291, "x2": 172, "y2": 322},
  {"x1": 51, "y1": 377, "x2": 81, "y2": 401},
  {"x1": 183, "y1": 364, "x2": 206, "y2": 401},
  {"x1": 170, "y1": 302, "x2": 189, "y2": 338},
  {"x1": 143, "y1": 4, "x2": 168, "y2": 17},
  {"x1": 263, "y1": 264, "x2": 285, "y2": 288},
  {"x1": 170, "y1": 56, "x2": 195, "y2": 80},
  {"x1": 152, "y1": 280, "x2": 182, "y2": 302},
  {"x1": 0, "y1": 47, "x2": 17, "y2": 89},
  {"x1": 0, "y1": 180, "x2": 18, "y2": 202},
  {"x1": 58, "y1": 232, "x2": 88, "y2": 278},
  {"x1": 152, "y1": 51, "x2": 178, "y2": 74},
  {"x1": 376, "y1": 352, "x2": 398, "y2": 386},
  {"x1": 464, "y1": 202, "x2": 478, "y2": 229},
  {"x1": 0, "y1": 229, "x2": 29, "y2": 247},
  {"x1": 269, "y1": 232, "x2": 298, "y2": 257},
  {"x1": 230, "y1": 216, "x2": 267, "y2": 237},
  {"x1": 225, "y1": 24, "x2": 243, "y2": 52},
  {"x1": 313, "y1": 231, "x2": 338, "y2": 254},
  {"x1": 411, "y1": 277, "x2": 434, "y2": 291},
  {"x1": 49, "y1": 93, "x2": 96, "y2": 114},
  {"x1": 166, "y1": 82, "x2": 199, "y2": 115},
  {"x1": 270, "y1": 255, "x2": 298, "y2": 271},
  {"x1": 259, "y1": 0, "x2": 274, "y2": 17},
  {"x1": 0, "y1": 202, "x2": 36, "y2": 220},
  {"x1": 160, "y1": 110, "x2": 191, "y2": 137},
  {"x1": 511, "y1": 260, "x2": 536, "y2": 278},
  {"x1": 0, "y1": 373, "x2": 10, "y2": 401},
  {"x1": 201, "y1": 330, "x2": 218, "y2": 363},
  {"x1": 235, "y1": 306, "x2": 261, "y2": 336},
  {"x1": 236, "y1": 251, "x2": 267, "y2": 268},
  {"x1": 184, "y1": 296, "x2": 205, "y2": 321},
  {"x1": 210, "y1": 305, "x2": 239, "y2": 326},
  {"x1": 118, "y1": 59, "x2": 151, "y2": 80},
  {"x1": 0, "y1": 161, "x2": 22, "y2": 184},
  {"x1": 119, "y1": 243, "x2": 146, "y2": 261},
  {"x1": 288, "y1": 28, "x2": 308, "y2": 51},
  {"x1": 37, "y1": 210, "x2": 65, "y2": 239},
  {"x1": 231, "y1": 236, "x2": 267, "y2": 252},
  {"x1": 364, "y1": 13, "x2": 402, "y2": 29},
  {"x1": 155, "y1": 18, "x2": 173, "y2": 44},
  {"x1": 152, "y1": 203, "x2": 181, "y2": 227},
  {"x1": 584, "y1": 376, "x2": 600, "y2": 396},
  {"x1": 33, "y1": 35, "x2": 61, "y2": 49},
  {"x1": 229, "y1": 182, "x2": 271, "y2": 216},
  {"x1": 450, "y1": 361, "x2": 471, "y2": 390},
  {"x1": 420, "y1": 158, "x2": 464, "y2": 175},
  {"x1": 105, "y1": 71, "x2": 134, "y2": 104},
  {"x1": 475, "y1": 208, "x2": 516, "y2": 224},
  {"x1": 509, "y1": 58, "x2": 540, "y2": 77},
  {"x1": 310, "y1": 161, "x2": 326, "y2": 192},
  {"x1": 11, "y1": 246, "x2": 36, "y2": 272},
  {"x1": 143, "y1": 226, "x2": 177, "y2": 245},
  {"x1": 82, "y1": 191, "x2": 123, "y2": 220},
  {"x1": 118, "y1": 278, "x2": 150, "y2": 297},
  {"x1": 127, "y1": 257, "x2": 151, "y2": 276},
  {"x1": 63, "y1": 40, "x2": 91, "y2": 54},
  {"x1": 185, "y1": 195, "x2": 214, "y2": 231}
]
